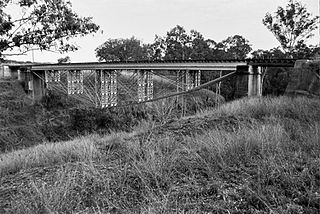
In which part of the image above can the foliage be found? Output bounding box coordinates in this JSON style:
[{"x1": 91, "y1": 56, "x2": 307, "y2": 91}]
[
  {"x1": 57, "y1": 56, "x2": 70, "y2": 63},
  {"x1": 95, "y1": 37, "x2": 151, "y2": 62},
  {"x1": 69, "y1": 107, "x2": 150, "y2": 134},
  {"x1": 262, "y1": 0, "x2": 319, "y2": 55},
  {"x1": 0, "y1": 0, "x2": 99, "y2": 58},
  {"x1": 151, "y1": 25, "x2": 252, "y2": 61},
  {"x1": 216, "y1": 35, "x2": 252, "y2": 59},
  {"x1": 0, "y1": 79, "x2": 45, "y2": 152},
  {"x1": 251, "y1": 47, "x2": 286, "y2": 59},
  {"x1": 159, "y1": 25, "x2": 194, "y2": 60}
]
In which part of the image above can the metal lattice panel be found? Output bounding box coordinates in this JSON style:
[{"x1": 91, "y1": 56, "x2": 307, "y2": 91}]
[
  {"x1": 137, "y1": 70, "x2": 146, "y2": 102},
  {"x1": 195, "y1": 70, "x2": 201, "y2": 87},
  {"x1": 45, "y1": 70, "x2": 61, "y2": 83},
  {"x1": 185, "y1": 71, "x2": 191, "y2": 90},
  {"x1": 99, "y1": 70, "x2": 118, "y2": 108},
  {"x1": 67, "y1": 70, "x2": 84, "y2": 94},
  {"x1": 146, "y1": 70, "x2": 153, "y2": 100},
  {"x1": 110, "y1": 70, "x2": 117, "y2": 106},
  {"x1": 100, "y1": 70, "x2": 109, "y2": 108},
  {"x1": 176, "y1": 70, "x2": 201, "y2": 92},
  {"x1": 176, "y1": 70, "x2": 185, "y2": 92}
]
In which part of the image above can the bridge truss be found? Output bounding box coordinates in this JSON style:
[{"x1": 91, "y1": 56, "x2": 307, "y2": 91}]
[
  {"x1": 39, "y1": 68, "x2": 215, "y2": 109},
  {"x1": 24, "y1": 59, "x2": 296, "y2": 109}
]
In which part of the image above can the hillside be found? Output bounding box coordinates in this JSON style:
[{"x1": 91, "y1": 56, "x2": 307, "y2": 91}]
[
  {"x1": 0, "y1": 96, "x2": 319, "y2": 213},
  {"x1": 0, "y1": 79, "x2": 45, "y2": 152},
  {"x1": 0, "y1": 76, "x2": 222, "y2": 151}
]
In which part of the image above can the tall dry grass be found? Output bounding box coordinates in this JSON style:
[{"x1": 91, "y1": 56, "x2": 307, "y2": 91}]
[{"x1": 1, "y1": 96, "x2": 319, "y2": 213}]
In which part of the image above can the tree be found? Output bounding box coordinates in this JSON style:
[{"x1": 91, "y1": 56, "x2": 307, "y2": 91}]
[
  {"x1": 189, "y1": 30, "x2": 214, "y2": 60},
  {"x1": 162, "y1": 25, "x2": 192, "y2": 60},
  {"x1": 263, "y1": 0, "x2": 319, "y2": 55},
  {"x1": 95, "y1": 37, "x2": 151, "y2": 62},
  {"x1": 152, "y1": 25, "x2": 215, "y2": 60},
  {"x1": 251, "y1": 47, "x2": 286, "y2": 59},
  {"x1": 216, "y1": 35, "x2": 252, "y2": 59},
  {"x1": 0, "y1": 0, "x2": 99, "y2": 58}
]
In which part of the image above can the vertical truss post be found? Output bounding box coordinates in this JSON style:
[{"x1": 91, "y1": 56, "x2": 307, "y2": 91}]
[
  {"x1": 176, "y1": 70, "x2": 188, "y2": 116},
  {"x1": 185, "y1": 70, "x2": 201, "y2": 90},
  {"x1": 216, "y1": 71, "x2": 222, "y2": 105},
  {"x1": 95, "y1": 70, "x2": 101, "y2": 108},
  {"x1": 176, "y1": 70, "x2": 184, "y2": 92},
  {"x1": 102, "y1": 70, "x2": 110, "y2": 108},
  {"x1": 195, "y1": 70, "x2": 201, "y2": 87},
  {"x1": 137, "y1": 70, "x2": 146, "y2": 102},
  {"x1": 67, "y1": 70, "x2": 72, "y2": 94},
  {"x1": 217, "y1": 71, "x2": 222, "y2": 95},
  {"x1": 45, "y1": 70, "x2": 51, "y2": 90},
  {"x1": 24, "y1": 69, "x2": 33, "y2": 99},
  {"x1": 101, "y1": 70, "x2": 108, "y2": 108},
  {"x1": 146, "y1": 70, "x2": 153, "y2": 101},
  {"x1": 45, "y1": 70, "x2": 50, "y2": 83},
  {"x1": 55, "y1": 70, "x2": 61, "y2": 82},
  {"x1": 79, "y1": 70, "x2": 84, "y2": 94},
  {"x1": 185, "y1": 70, "x2": 191, "y2": 90},
  {"x1": 110, "y1": 70, "x2": 117, "y2": 106}
]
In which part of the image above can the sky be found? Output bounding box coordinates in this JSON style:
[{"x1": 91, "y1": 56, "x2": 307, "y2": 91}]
[{"x1": 4, "y1": 0, "x2": 320, "y2": 63}]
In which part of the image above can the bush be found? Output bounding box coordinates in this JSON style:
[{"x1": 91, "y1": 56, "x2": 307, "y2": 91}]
[{"x1": 69, "y1": 106, "x2": 151, "y2": 134}]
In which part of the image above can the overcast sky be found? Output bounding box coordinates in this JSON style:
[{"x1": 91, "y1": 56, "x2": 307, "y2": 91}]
[{"x1": 5, "y1": 0, "x2": 320, "y2": 63}]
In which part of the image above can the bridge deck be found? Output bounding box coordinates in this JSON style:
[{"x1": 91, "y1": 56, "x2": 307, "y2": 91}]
[{"x1": 29, "y1": 59, "x2": 297, "y2": 71}]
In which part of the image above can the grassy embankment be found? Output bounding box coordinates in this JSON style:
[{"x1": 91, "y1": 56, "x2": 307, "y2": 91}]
[
  {"x1": 0, "y1": 96, "x2": 319, "y2": 213},
  {"x1": 0, "y1": 76, "x2": 222, "y2": 152},
  {"x1": 0, "y1": 79, "x2": 45, "y2": 152}
]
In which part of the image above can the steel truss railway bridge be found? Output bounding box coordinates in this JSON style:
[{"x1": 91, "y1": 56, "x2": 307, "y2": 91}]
[{"x1": 14, "y1": 59, "x2": 296, "y2": 108}]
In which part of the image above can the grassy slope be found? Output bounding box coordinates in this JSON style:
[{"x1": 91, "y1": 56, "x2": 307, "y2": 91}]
[
  {"x1": 0, "y1": 74, "x2": 223, "y2": 151},
  {"x1": 0, "y1": 79, "x2": 45, "y2": 152},
  {"x1": 0, "y1": 96, "x2": 319, "y2": 213}
]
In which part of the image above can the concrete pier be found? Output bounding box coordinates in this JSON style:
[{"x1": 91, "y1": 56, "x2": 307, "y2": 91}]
[{"x1": 248, "y1": 66, "x2": 262, "y2": 97}]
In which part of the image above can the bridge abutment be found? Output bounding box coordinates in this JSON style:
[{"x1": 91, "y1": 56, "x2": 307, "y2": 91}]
[{"x1": 31, "y1": 70, "x2": 46, "y2": 101}]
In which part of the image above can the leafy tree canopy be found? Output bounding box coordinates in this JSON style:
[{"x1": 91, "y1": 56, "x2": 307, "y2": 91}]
[
  {"x1": 95, "y1": 25, "x2": 253, "y2": 62},
  {"x1": 95, "y1": 37, "x2": 151, "y2": 62},
  {"x1": 251, "y1": 47, "x2": 286, "y2": 59},
  {"x1": 263, "y1": 0, "x2": 319, "y2": 55},
  {"x1": 152, "y1": 25, "x2": 252, "y2": 60},
  {"x1": 0, "y1": 0, "x2": 99, "y2": 58},
  {"x1": 216, "y1": 35, "x2": 252, "y2": 59}
]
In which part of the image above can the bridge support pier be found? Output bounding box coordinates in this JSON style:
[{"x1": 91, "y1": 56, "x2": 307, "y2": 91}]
[
  {"x1": 45, "y1": 70, "x2": 61, "y2": 90},
  {"x1": 177, "y1": 70, "x2": 201, "y2": 92},
  {"x1": 67, "y1": 70, "x2": 84, "y2": 95},
  {"x1": 137, "y1": 70, "x2": 153, "y2": 102},
  {"x1": 31, "y1": 70, "x2": 46, "y2": 100},
  {"x1": 248, "y1": 66, "x2": 262, "y2": 97},
  {"x1": 95, "y1": 70, "x2": 118, "y2": 108}
]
